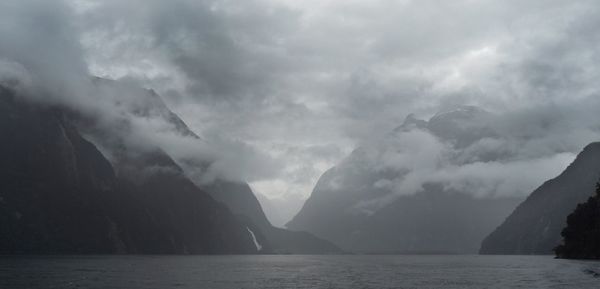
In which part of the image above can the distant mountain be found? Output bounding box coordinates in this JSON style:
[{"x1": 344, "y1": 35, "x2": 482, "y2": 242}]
[
  {"x1": 287, "y1": 106, "x2": 523, "y2": 253},
  {"x1": 480, "y1": 143, "x2": 600, "y2": 255},
  {"x1": 555, "y1": 183, "x2": 600, "y2": 259},
  {"x1": 204, "y1": 180, "x2": 343, "y2": 254},
  {"x1": 0, "y1": 85, "x2": 258, "y2": 254}
]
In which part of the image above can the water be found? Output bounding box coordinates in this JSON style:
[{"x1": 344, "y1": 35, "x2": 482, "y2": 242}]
[{"x1": 1, "y1": 255, "x2": 599, "y2": 288}]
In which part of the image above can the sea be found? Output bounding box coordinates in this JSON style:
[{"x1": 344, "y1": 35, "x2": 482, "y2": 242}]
[{"x1": 1, "y1": 255, "x2": 599, "y2": 288}]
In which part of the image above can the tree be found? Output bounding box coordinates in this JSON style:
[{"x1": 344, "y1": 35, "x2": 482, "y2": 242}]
[{"x1": 555, "y1": 183, "x2": 600, "y2": 259}]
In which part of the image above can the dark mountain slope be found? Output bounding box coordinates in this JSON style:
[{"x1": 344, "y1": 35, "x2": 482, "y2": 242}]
[
  {"x1": 90, "y1": 79, "x2": 342, "y2": 254},
  {"x1": 204, "y1": 180, "x2": 271, "y2": 228},
  {"x1": 0, "y1": 87, "x2": 126, "y2": 253},
  {"x1": 112, "y1": 149, "x2": 258, "y2": 254},
  {"x1": 480, "y1": 142, "x2": 600, "y2": 254},
  {"x1": 0, "y1": 86, "x2": 258, "y2": 254}
]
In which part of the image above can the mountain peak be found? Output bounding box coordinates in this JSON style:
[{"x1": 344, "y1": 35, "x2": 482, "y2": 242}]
[
  {"x1": 430, "y1": 105, "x2": 488, "y2": 122},
  {"x1": 395, "y1": 113, "x2": 428, "y2": 132}
]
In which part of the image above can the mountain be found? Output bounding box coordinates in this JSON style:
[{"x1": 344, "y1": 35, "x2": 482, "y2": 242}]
[
  {"x1": 92, "y1": 77, "x2": 200, "y2": 139},
  {"x1": 287, "y1": 106, "x2": 523, "y2": 253},
  {"x1": 205, "y1": 181, "x2": 272, "y2": 228},
  {"x1": 0, "y1": 85, "x2": 259, "y2": 254},
  {"x1": 555, "y1": 183, "x2": 600, "y2": 259},
  {"x1": 92, "y1": 78, "x2": 342, "y2": 254},
  {"x1": 204, "y1": 180, "x2": 343, "y2": 254},
  {"x1": 0, "y1": 87, "x2": 126, "y2": 253},
  {"x1": 480, "y1": 142, "x2": 600, "y2": 255}
]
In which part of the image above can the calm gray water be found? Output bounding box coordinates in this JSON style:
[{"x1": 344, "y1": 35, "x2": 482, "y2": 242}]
[{"x1": 1, "y1": 255, "x2": 599, "y2": 289}]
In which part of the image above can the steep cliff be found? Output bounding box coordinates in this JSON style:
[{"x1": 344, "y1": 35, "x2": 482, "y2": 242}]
[
  {"x1": 0, "y1": 86, "x2": 258, "y2": 254},
  {"x1": 204, "y1": 180, "x2": 343, "y2": 254},
  {"x1": 481, "y1": 143, "x2": 600, "y2": 254}
]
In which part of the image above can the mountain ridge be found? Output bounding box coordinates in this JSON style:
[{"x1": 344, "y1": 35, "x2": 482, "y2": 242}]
[
  {"x1": 0, "y1": 79, "x2": 341, "y2": 255},
  {"x1": 0, "y1": 85, "x2": 259, "y2": 254},
  {"x1": 480, "y1": 142, "x2": 600, "y2": 254},
  {"x1": 287, "y1": 106, "x2": 523, "y2": 253}
]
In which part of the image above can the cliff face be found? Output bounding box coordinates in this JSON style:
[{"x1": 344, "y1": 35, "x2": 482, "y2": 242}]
[
  {"x1": 480, "y1": 143, "x2": 600, "y2": 255},
  {"x1": 0, "y1": 86, "x2": 258, "y2": 254},
  {"x1": 0, "y1": 87, "x2": 124, "y2": 253},
  {"x1": 91, "y1": 79, "x2": 342, "y2": 254},
  {"x1": 555, "y1": 184, "x2": 600, "y2": 259},
  {"x1": 113, "y1": 149, "x2": 258, "y2": 254},
  {"x1": 204, "y1": 180, "x2": 343, "y2": 254},
  {"x1": 91, "y1": 78, "x2": 342, "y2": 254},
  {"x1": 204, "y1": 180, "x2": 272, "y2": 229},
  {"x1": 0, "y1": 80, "x2": 339, "y2": 255}
]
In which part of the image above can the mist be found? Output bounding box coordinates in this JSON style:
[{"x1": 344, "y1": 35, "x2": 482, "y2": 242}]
[{"x1": 2, "y1": 0, "x2": 600, "y2": 225}]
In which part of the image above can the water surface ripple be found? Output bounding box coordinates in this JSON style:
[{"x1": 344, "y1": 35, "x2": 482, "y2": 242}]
[{"x1": 1, "y1": 255, "x2": 599, "y2": 288}]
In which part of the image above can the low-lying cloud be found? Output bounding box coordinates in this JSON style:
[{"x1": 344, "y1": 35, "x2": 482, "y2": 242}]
[
  {"x1": 346, "y1": 104, "x2": 600, "y2": 214},
  {"x1": 0, "y1": 0, "x2": 281, "y2": 186}
]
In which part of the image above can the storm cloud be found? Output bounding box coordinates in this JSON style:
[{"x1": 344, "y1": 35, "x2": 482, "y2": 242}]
[{"x1": 2, "y1": 0, "x2": 600, "y2": 224}]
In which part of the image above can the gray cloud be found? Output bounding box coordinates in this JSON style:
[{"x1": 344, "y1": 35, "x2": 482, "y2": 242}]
[
  {"x1": 337, "y1": 104, "x2": 598, "y2": 214},
  {"x1": 0, "y1": 0, "x2": 282, "y2": 187},
  {"x1": 0, "y1": 0, "x2": 90, "y2": 105},
  {"x1": 3, "y1": 0, "x2": 600, "y2": 224}
]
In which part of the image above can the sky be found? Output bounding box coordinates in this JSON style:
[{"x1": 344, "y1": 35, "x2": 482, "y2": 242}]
[{"x1": 2, "y1": 0, "x2": 600, "y2": 226}]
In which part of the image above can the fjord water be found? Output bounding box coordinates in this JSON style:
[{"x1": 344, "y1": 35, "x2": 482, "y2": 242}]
[{"x1": 1, "y1": 255, "x2": 599, "y2": 289}]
